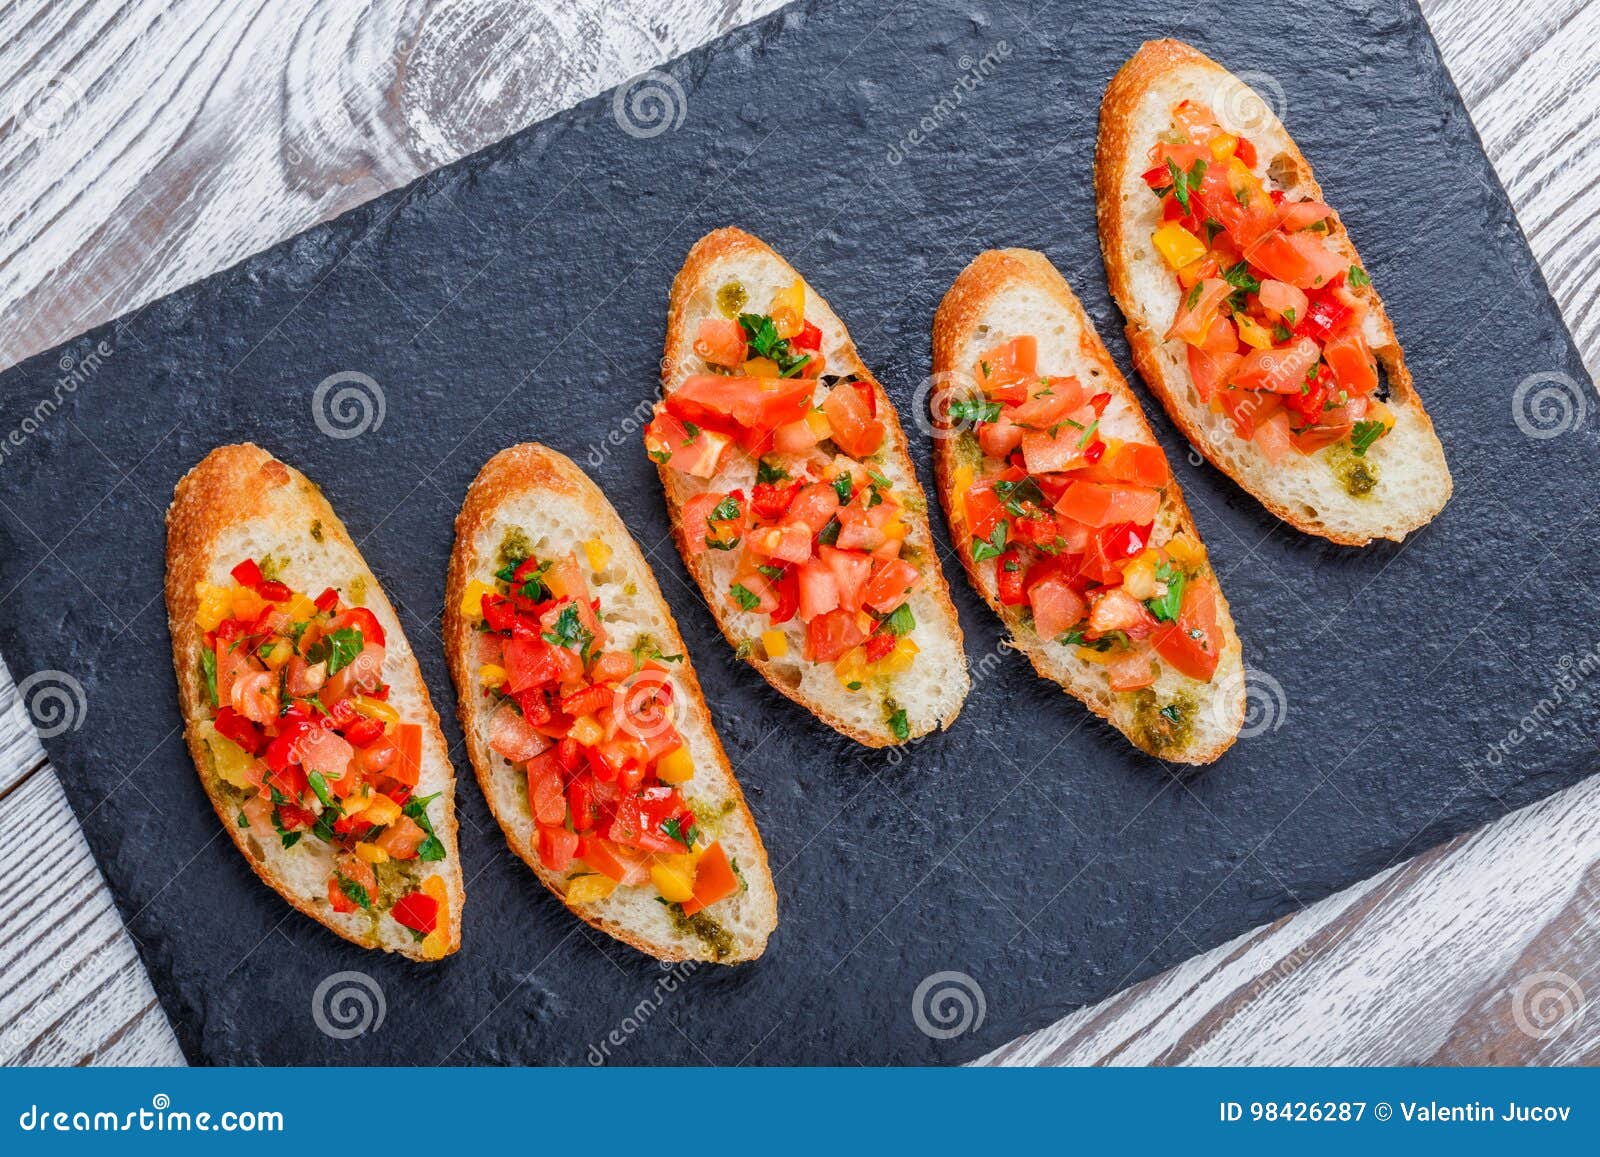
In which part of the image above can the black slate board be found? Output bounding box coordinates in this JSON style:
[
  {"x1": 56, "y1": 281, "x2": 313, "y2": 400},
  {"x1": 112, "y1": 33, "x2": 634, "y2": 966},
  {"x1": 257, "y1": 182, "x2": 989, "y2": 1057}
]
[{"x1": 1, "y1": 0, "x2": 1595, "y2": 1066}]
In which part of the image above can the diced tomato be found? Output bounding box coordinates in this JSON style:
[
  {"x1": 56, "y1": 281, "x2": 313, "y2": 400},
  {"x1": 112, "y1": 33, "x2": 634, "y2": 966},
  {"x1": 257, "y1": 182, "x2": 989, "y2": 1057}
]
[
  {"x1": 1185, "y1": 345, "x2": 1241, "y2": 405},
  {"x1": 526, "y1": 751, "x2": 567, "y2": 825},
  {"x1": 538, "y1": 826, "x2": 581, "y2": 872},
  {"x1": 230, "y1": 559, "x2": 263, "y2": 588},
  {"x1": 667, "y1": 375, "x2": 816, "y2": 434},
  {"x1": 1253, "y1": 411, "x2": 1294, "y2": 463},
  {"x1": 1167, "y1": 279, "x2": 1233, "y2": 346},
  {"x1": 805, "y1": 608, "x2": 869, "y2": 662},
  {"x1": 1008, "y1": 377, "x2": 1090, "y2": 428},
  {"x1": 1108, "y1": 646, "x2": 1158, "y2": 692},
  {"x1": 390, "y1": 722, "x2": 422, "y2": 789},
  {"x1": 784, "y1": 483, "x2": 840, "y2": 535},
  {"x1": 865, "y1": 632, "x2": 897, "y2": 662},
  {"x1": 391, "y1": 891, "x2": 439, "y2": 935},
  {"x1": 212, "y1": 706, "x2": 266, "y2": 756},
  {"x1": 693, "y1": 317, "x2": 747, "y2": 368},
  {"x1": 644, "y1": 411, "x2": 733, "y2": 478},
  {"x1": 679, "y1": 841, "x2": 740, "y2": 916},
  {"x1": 1244, "y1": 230, "x2": 1346, "y2": 290},
  {"x1": 821, "y1": 382, "x2": 884, "y2": 458},
  {"x1": 1294, "y1": 292, "x2": 1354, "y2": 345},
  {"x1": 1028, "y1": 575, "x2": 1086, "y2": 639},
  {"x1": 1082, "y1": 442, "x2": 1171, "y2": 487},
  {"x1": 996, "y1": 549, "x2": 1026, "y2": 606},
  {"x1": 962, "y1": 478, "x2": 1007, "y2": 542},
  {"x1": 1087, "y1": 588, "x2": 1157, "y2": 639},
  {"x1": 327, "y1": 607, "x2": 384, "y2": 649},
  {"x1": 681, "y1": 491, "x2": 744, "y2": 555},
  {"x1": 1055, "y1": 482, "x2": 1161, "y2": 528},
  {"x1": 503, "y1": 636, "x2": 578, "y2": 693},
  {"x1": 792, "y1": 320, "x2": 823, "y2": 351},
  {"x1": 820, "y1": 546, "x2": 872, "y2": 612},
  {"x1": 976, "y1": 414, "x2": 1025, "y2": 459},
  {"x1": 1020, "y1": 424, "x2": 1091, "y2": 474},
  {"x1": 976, "y1": 336, "x2": 1037, "y2": 401},
  {"x1": 747, "y1": 521, "x2": 813, "y2": 564},
  {"x1": 727, "y1": 570, "x2": 779, "y2": 616},
  {"x1": 1278, "y1": 199, "x2": 1332, "y2": 233},
  {"x1": 1282, "y1": 371, "x2": 1330, "y2": 427},
  {"x1": 1085, "y1": 522, "x2": 1151, "y2": 582},
  {"x1": 796, "y1": 559, "x2": 840, "y2": 621},
  {"x1": 1216, "y1": 388, "x2": 1283, "y2": 439},
  {"x1": 1257, "y1": 279, "x2": 1309, "y2": 324},
  {"x1": 489, "y1": 704, "x2": 549, "y2": 762},
  {"x1": 373, "y1": 813, "x2": 425, "y2": 859},
  {"x1": 1321, "y1": 328, "x2": 1378, "y2": 395},
  {"x1": 1152, "y1": 579, "x2": 1223, "y2": 681},
  {"x1": 1009, "y1": 509, "x2": 1060, "y2": 548},
  {"x1": 1289, "y1": 422, "x2": 1352, "y2": 455},
  {"x1": 298, "y1": 726, "x2": 354, "y2": 787},
  {"x1": 1232, "y1": 336, "x2": 1321, "y2": 394},
  {"x1": 343, "y1": 715, "x2": 385, "y2": 747},
  {"x1": 862, "y1": 557, "x2": 919, "y2": 615},
  {"x1": 590, "y1": 650, "x2": 635, "y2": 685}
]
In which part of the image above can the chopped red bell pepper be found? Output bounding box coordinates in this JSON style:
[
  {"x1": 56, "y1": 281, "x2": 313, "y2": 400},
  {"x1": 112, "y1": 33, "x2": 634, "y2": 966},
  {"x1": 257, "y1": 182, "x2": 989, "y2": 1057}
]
[{"x1": 391, "y1": 890, "x2": 440, "y2": 935}]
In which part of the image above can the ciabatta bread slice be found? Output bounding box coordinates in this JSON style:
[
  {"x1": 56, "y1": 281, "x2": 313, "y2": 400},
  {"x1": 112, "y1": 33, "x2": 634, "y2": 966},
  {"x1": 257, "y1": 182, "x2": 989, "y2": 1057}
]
[
  {"x1": 657, "y1": 226, "x2": 968, "y2": 747},
  {"x1": 165, "y1": 443, "x2": 464, "y2": 959},
  {"x1": 932, "y1": 249, "x2": 1245, "y2": 764},
  {"x1": 1097, "y1": 39, "x2": 1451, "y2": 545},
  {"x1": 444, "y1": 443, "x2": 777, "y2": 963}
]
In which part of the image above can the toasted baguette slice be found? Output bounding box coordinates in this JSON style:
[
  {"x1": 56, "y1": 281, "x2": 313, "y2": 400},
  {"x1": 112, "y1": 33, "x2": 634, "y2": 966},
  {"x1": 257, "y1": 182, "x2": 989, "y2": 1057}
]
[
  {"x1": 658, "y1": 226, "x2": 968, "y2": 746},
  {"x1": 165, "y1": 443, "x2": 464, "y2": 959},
  {"x1": 932, "y1": 249, "x2": 1245, "y2": 763},
  {"x1": 444, "y1": 443, "x2": 777, "y2": 963},
  {"x1": 1096, "y1": 39, "x2": 1451, "y2": 545}
]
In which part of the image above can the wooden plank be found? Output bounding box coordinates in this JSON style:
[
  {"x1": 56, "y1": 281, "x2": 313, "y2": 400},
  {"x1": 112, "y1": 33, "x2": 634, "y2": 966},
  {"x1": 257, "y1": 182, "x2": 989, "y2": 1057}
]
[{"x1": 0, "y1": 663, "x2": 47, "y2": 795}]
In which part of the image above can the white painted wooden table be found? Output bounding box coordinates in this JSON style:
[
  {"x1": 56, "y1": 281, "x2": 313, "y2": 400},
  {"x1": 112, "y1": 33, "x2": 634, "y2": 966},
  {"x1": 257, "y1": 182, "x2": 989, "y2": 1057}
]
[{"x1": 2, "y1": 0, "x2": 1597, "y2": 1066}]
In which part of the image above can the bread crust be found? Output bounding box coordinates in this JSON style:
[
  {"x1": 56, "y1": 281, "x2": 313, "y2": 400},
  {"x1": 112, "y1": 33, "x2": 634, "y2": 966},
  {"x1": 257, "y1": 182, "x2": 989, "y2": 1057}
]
[
  {"x1": 1096, "y1": 39, "x2": 1451, "y2": 546},
  {"x1": 443, "y1": 442, "x2": 776, "y2": 962},
  {"x1": 932, "y1": 249, "x2": 1244, "y2": 764},
  {"x1": 658, "y1": 226, "x2": 969, "y2": 747},
  {"x1": 165, "y1": 442, "x2": 464, "y2": 959}
]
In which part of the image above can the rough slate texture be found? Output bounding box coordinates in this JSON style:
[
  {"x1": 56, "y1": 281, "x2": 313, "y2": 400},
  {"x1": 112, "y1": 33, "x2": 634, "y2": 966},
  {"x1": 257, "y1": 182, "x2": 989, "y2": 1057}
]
[{"x1": 0, "y1": 0, "x2": 1593, "y2": 1065}]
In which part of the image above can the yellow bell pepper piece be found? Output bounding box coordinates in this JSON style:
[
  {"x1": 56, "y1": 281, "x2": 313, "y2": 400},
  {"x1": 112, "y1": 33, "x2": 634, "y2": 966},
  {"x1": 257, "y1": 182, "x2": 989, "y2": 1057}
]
[
  {"x1": 761, "y1": 629, "x2": 789, "y2": 659},
  {"x1": 1164, "y1": 532, "x2": 1206, "y2": 567},
  {"x1": 199, "y1": 721, "x2": 257, "y2": 790},
  {"x1": 876, "y1": 636, "x2": 920, "y2": 676},
  {"x1": 1119, "y1": 549, "x2": 1162, "y2": 600},
  {"x1": 458, "y1": 578, "x2": 493, "y2": 621},
  {"x1": 1208, "y1": 132, "x2": 1238, "y2": 161},
  {"x1": 770, "y1": 278, "x2": 805, "y2": 339},
  {"x1": 566, "y1": 873, "x2": 618, "y2": 905},
  {"x1": 952, "y1": 463, "x2": 975, "y2": 526},
  {"x1": 569, "y1": 715, "x2": 604, "y2": 748},
  {"x1": 478, "y1": 663, "x2": 507, "y2": 688},
  {"x1": 420, "y1": 874, "x2": 451, "y2": 960},
  {"x1": 656, "y1": 745, "x2": 695, "y2": 784},
  {"x1": 835, "y1": 646, "x2": 870, "y2": 691},
  {"x1": 1235, "y1": 313, "x2": 1274, "y2": 350},
  {"x1": 1152, "y1": 222, "x2": 1206, "y2": 271},
  {"x1": 1076, "y1": 646, "x2": 1114, "y2": 665},
  {"x1": 230, "y1": 585, "x2": 269, "y2": 623},
  {"x1": 285, "y1": 592, "x2": 318, "y2": 621},
  {"x1": 804, "y1": 409, "x2": 832, "y2": 440},
  {"x1": 742, "y1": 357, "x2": 780, "y2": 378},
  {"x1": 651, "y1": 860, "x2": 696, "y2": 904},
  {"x1": 355, "y1": 842, "x2": 389, "y2": 865},
  {"x1": 259, "y1": 637, "x2": 294, "y2": 671},
  {"x1": 362, "y1": 793, "x2": 403, "y2": 827},
  {"x1": 350, "y1": 695, "x2": 400, "y2": 727},
  {"x1": 193, "y1": 582, "x2": 234, "y2": 631},
  {"x1": 1367, "y1": 399, "x2": 1397, "y2": 433},
  {"x1": 582, "y1": 539, "x2": 612, "y2": 572},
  {"x1": 881, "y1": 517, "x2": 910, "y2": 541}
]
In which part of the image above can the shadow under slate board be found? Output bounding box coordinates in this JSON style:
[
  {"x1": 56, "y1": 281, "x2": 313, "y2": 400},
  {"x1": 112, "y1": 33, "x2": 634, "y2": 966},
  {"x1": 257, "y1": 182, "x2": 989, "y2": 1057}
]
[{"x1": 0, "y1": 0, "x2": 1594, "y2": 1066}]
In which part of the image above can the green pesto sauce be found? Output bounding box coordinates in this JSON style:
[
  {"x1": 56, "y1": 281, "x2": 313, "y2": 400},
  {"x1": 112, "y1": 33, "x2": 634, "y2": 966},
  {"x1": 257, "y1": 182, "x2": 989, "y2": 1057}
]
[
  {"x1": 1127, "y1": 689, "x2": 1197, "y2": 756},
  {"x1": 671, "y1": 905, "x2": 734, "y2": 960},
  {"x1": 499, "y1": 527, "x2": 533, "y2": 567},
  {"x1": 716, "y1": 281, "x2": 748, "y2": 318},
  {"x1": 1326, "y1": 444, "x2": 1379, "y2": 498}
]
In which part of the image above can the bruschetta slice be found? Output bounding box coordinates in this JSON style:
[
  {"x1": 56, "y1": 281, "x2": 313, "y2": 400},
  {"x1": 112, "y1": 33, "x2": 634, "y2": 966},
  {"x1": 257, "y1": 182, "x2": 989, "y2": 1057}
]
[
  {"x1": 932, "y1": 249, "x2": 1245, "y2": 763},
  {"x1": 1096, "y1": 39, "x2": 1451, "y2": 545},
  {"x1": 444, "y1": 443, "x2": 777, "y2": 963},
  {"x1": 165, "y1": 443, "x2": 463, "y2": 959},
  {"x1": 648, "y1": 226, "x2": 968, "y2": 747}
]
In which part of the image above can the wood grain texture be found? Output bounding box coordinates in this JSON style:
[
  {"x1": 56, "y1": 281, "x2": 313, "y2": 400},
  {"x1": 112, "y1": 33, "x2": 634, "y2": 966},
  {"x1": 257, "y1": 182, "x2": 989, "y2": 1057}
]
[{"x1": 1, "y1": 0, "x2": 1597, "y2": 1067}]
